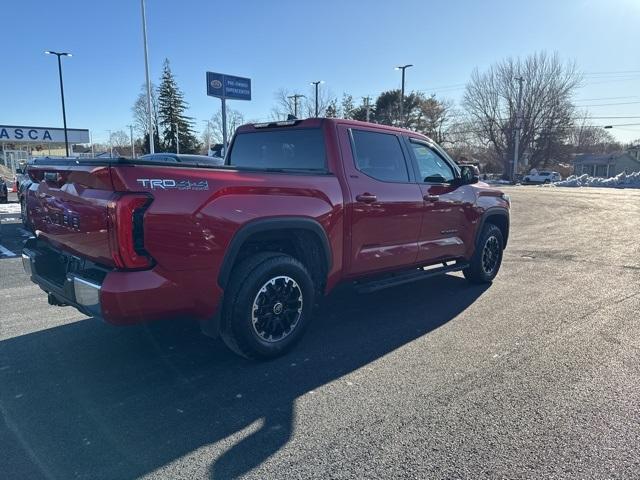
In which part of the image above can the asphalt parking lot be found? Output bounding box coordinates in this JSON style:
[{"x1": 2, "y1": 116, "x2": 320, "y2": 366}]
[{"x1": 1, "y1": 186, "x2": 639, "y2": 480}]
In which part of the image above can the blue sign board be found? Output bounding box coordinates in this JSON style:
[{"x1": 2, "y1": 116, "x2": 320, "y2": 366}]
[{"x1": 206, "y1": 71, "x2": 251, "y2": 101}]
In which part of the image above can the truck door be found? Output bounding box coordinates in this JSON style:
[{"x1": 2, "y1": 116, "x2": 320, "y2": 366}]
[
  {"x1": 337, "y1": 126, "x2": 423, "y2": 276},
  {"x1": 405, "y1": 138, "x2": 472, "y2": 263}
]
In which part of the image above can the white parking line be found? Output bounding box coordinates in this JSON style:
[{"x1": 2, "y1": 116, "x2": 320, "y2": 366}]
[
  {"x1": 0, "y1": 244, "x2": 17, "y2": 257},
  {"x1": 0, "y1": 204, "x2": 21, "y2": 214}
]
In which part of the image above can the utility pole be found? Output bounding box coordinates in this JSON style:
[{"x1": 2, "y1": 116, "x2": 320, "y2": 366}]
[
  {"x1": 175, "y1": 123, "x2": 180, "y2": 154},
  {"x1": 310, "y1": 81, "x2": 323, "y2": 117},
  {"x1": 140, "y1": 0, "x2": 154, "y2": 154},
  {"x1": 287, "y1": 94, "x2": 305, "y2": 118},
  {"x1": 395, "y1": 64, "x2": 413, "y2": 127},
  {"x1": 126, "y1": 124, "x2": 135, "y2": 158},
  {"x1": 513, "y1": 76, "x2": 525, "y2": 182},
  {"x1": 363, "y1": 96, "x2": 372, "y2": 122}
]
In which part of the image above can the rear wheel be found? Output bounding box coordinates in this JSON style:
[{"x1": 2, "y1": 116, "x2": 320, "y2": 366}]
[
  {"x1": 464, "y1": 223, "x2": 504, "y2": 284},
  {"x1": 221, "y1": 252, "x2": 315, "y2": 360}
]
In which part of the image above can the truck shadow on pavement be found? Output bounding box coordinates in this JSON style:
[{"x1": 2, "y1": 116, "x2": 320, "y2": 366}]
[{"x1": 1, "y1": 275, "x2": 488, "y2": 480}]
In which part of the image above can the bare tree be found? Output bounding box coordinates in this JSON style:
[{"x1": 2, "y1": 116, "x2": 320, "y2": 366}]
[
  {"x1": 569, "y1": 113, "x2": 620, "y2": 154},
  {"x1": 132, "y1": 83, "x2": 159, "y2": 136},
  {"x1": 109, "y1": 130, "x2": 130, "y2": 148},
  {"x1": 271, "y1": 86, "x2": 336, "y2": 120},
  {"x1": 270, "y1": 88, "x2": 299, "y2": 120},
  {"x1": 463, "y1": 51, "x2": 582, "y2": 175},
  {"x1": 132, "y1": 83, "x2": 160, "y2": 153},
  {"x1": 208, "y1": 108, "x2": 246, "y2": 144},
  {"x1": 301, "y1": 85, "x2": 335, "y2": 118}
]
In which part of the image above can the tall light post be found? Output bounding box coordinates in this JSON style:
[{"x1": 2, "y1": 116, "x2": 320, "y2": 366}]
[
  {"x1": 45, "y1": 51, "x2": 72, "y2": 156},
  {"x1": 140, "y1": 0, "x2": 154, "y2": 154},
  {"x1": 310, "y1": 81, "x2": 324, "y2": 117},
  {"x1": 395, "y1": 64, "x2": 413, "y2": 127}
]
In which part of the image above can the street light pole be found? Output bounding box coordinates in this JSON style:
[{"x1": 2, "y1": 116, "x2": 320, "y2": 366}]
[
  {"x1": 310, "y1": 81, "x2": 323, "y2": 117},
  {"x1": 140, "y1": 0, "x2": 155, "y2": 154},
  {"x1": 45, "y1": 51, "x2": 72, "y2": 156},
  {"x1": 175, "y1": 123, "x2": 180, "y2": 154},
  {"x1": 395, "y1": 64, "x2": 413, "y2": 127}
]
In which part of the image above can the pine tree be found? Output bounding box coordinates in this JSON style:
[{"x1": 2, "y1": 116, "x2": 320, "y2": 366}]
[{"x1": 157, "y1": 59, "x2": 200, "y2": 153}]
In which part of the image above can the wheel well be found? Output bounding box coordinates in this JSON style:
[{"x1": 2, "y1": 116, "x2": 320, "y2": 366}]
[
  {"x1": 485, "y1": 214, "x2": 509, "y2": 248},
  {"x1": 228, "y1": 228, "x2": 328, "y2": 294}
]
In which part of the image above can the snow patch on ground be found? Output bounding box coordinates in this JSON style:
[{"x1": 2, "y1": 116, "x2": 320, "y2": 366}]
[
  {"x1": 0, "y1": 203, "x2": 21, "y2": 215},
  {"x1": 546, "y1": 171, "x2": 640, "y2": 189}
]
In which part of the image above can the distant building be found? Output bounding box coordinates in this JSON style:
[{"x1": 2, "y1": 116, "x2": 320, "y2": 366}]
[{"x1": 573, "y1": 146, "x2": 640, "y2": 177}]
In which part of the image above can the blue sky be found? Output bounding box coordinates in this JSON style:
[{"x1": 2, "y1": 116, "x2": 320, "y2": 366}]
[{"x1": 3, "y1": 0, "x2": 640, "y2": 143}]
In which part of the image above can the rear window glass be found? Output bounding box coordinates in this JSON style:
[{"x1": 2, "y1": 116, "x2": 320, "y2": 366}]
[{"x1": 228, "y1": 129, "x2": 326, "y2": 171}]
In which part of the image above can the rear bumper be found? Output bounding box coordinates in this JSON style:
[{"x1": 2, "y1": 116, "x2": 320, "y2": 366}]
[
  {"x1": 22, "y1": 248, "x2": 102, "y2": 319},
  {"x1": 22, "y1": 238, "x2": 223, "y2": 326}
]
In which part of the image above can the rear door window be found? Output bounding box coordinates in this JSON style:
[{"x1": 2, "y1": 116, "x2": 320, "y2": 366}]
[{"x1": 228, "y1": 128, "x2": 326, "y2": 171}]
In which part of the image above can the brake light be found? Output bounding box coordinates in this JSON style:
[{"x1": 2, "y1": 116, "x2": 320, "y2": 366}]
[{"x1": 107, "y1": 194, "x2": 153, "y2": 269}]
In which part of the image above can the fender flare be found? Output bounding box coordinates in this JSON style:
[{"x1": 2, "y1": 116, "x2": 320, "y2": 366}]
[
  {"x1": 476, "y1": 208, "x2": 510, "y2": 248},
  {"x1": 217, "y1": 217, "x2": 332, "y2": 287}
]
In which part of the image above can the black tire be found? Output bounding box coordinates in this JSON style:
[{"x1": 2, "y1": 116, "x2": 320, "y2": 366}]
[
  {"x1": 220, "y1": 252, "x2": 315, "y2": 360},
  {"x1": 463, "y1": 223, "x2": 504, "y2": 284}
]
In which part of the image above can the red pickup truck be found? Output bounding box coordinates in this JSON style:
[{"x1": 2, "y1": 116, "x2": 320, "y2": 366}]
[{"x1": 22, "y1": 118, "x2": 509, "y2": 359}]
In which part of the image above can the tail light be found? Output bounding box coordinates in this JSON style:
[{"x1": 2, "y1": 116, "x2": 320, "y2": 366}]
[{"x1": 107, "y1": 193, "x2": 154, "y2": 269}]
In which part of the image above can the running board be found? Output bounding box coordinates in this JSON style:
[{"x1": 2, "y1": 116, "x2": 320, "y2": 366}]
[{"x1": 354, "y1": 261, "x2": 469, "y2": 294}]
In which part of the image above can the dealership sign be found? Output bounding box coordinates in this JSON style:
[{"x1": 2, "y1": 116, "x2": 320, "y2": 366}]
[
  {"x1": 0, "y1": 125, "x2": 90, "y2": 143},
  {"x1": 206, "y1": 72, "x2": 251, "y2": 100}
]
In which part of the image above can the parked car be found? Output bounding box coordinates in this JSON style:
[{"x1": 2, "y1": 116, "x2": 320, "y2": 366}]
[
  {"x1": 138, "y1": 152, "x2": 225, "y2": 166},
  {"x1": 0, "y1": 177, "x2": 8, "y2": 203},
  {"x1": 16, "y1": 169, "x2": 33, "y2": 229},
  {"x1": 22, "y1": 118, "x2": 510, "y2": 359},
  {"x1": 523, "y1": 170, "x2": 562, "y2": 184}
]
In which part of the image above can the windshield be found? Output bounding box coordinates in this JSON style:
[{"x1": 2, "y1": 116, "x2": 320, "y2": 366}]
[{"x1": 228, "y1": 129, "x2": 326, "y2": 171}]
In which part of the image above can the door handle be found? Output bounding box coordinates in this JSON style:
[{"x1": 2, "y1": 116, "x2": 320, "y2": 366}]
[
  {"x1": 423, "y1": 194, "x2": 439, "y2": 202},
  {"x1": 356, "y1": 193, "x2": 377, "y2": 204}
]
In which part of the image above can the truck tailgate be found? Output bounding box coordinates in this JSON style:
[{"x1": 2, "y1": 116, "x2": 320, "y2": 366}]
[{"x1": 28, "y1": 164, "x2": 117, "y2": 266}]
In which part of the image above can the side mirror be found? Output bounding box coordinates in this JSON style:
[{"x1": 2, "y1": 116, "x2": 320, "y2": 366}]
[{"x1": 459, "y1": 165, "x2": 479, "y2": 185}]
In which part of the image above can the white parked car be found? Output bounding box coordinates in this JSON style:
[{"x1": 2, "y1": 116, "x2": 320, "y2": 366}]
[{"x1": 523, "y1": 170, "x2": 562, "y2": 184}]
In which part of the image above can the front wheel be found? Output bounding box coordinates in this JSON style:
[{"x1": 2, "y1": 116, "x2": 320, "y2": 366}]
[
  {"x1": 464, "y1": 224, "x2": 504, "y2": 284},
  {"x1": 221, "y1": 252, "x2": 315, "y2": 360}
]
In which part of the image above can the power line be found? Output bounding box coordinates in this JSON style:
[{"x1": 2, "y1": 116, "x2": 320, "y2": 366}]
[
  {"x1": 574, "y1": 95, "x2": 639, "y2": 102},
  {"x1": 583, "y1": 69, "x2": 640, "y2": 75},
  {"x1": 575, "y1": 101, "x2": 640, "y2": 107}
]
